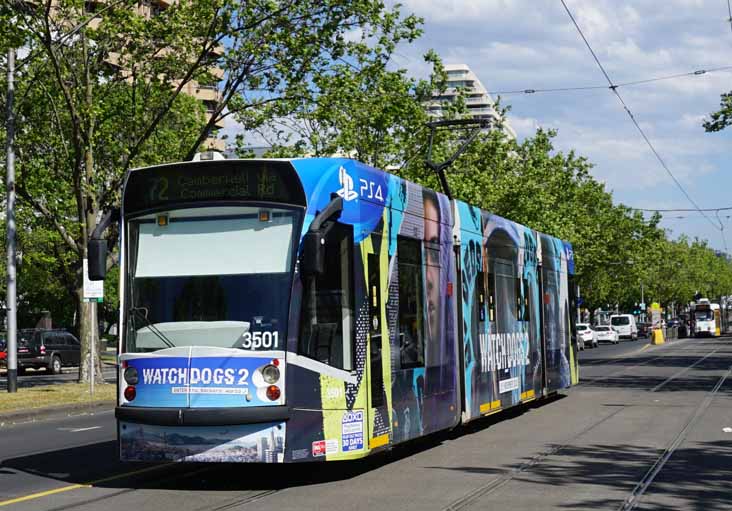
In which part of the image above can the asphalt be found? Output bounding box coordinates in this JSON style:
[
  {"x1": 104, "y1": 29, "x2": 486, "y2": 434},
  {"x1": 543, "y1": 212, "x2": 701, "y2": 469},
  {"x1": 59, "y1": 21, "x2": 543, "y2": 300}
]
[{"x1": 0, "y1": 335, "x2": 730, "y2": 510}]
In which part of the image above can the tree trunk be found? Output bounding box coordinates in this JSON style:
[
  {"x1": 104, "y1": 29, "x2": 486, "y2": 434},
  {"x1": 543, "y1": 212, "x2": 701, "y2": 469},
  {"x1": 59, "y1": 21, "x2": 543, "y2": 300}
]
[{"x1": 77, "y1": 290, "x2": 105, "y2": 384}]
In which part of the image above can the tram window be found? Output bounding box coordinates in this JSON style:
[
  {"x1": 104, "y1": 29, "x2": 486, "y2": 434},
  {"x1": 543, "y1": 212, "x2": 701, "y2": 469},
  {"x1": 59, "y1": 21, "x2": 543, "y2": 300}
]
[
  {"x1": 299, "y1": 222, "x2": 354, "y2": 370},
  {"x1": 523, "y1": 278, "x2": 531, "y2": 321},
  {"x1": 398, "y1": 236, "x2": 425, "y2": 368},
  {"x1": 515, "y1": 278, "x2": 522, "y2": 319}
]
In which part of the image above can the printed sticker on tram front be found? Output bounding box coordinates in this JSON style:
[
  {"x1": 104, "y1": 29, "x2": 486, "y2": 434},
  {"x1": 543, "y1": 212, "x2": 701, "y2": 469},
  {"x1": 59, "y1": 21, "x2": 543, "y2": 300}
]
[{"x1": 342, "y1": 410, "x2": 364, "y2": 451}]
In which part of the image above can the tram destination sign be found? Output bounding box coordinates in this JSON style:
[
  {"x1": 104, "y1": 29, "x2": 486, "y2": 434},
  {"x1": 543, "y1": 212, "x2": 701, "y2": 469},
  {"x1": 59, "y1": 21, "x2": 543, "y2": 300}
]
[{"x1": 123, "y1": 160, "x2": 305, "y2": 213}]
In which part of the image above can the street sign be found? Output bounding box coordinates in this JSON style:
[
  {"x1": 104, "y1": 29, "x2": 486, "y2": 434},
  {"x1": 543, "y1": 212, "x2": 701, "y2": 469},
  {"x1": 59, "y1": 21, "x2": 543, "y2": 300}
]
[
  {"x1": 639, "y1": 302, "x2": 646, "y2": 309},
  {"x1": 83, "y1": 259, "x2": 104, "y2": 302}
]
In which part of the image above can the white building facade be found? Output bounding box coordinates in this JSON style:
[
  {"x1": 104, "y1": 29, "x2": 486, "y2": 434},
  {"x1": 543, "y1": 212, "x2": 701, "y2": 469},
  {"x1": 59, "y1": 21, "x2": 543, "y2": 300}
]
[{"x1": 428, "y1": 64, "x2": 516, "y2": 139}]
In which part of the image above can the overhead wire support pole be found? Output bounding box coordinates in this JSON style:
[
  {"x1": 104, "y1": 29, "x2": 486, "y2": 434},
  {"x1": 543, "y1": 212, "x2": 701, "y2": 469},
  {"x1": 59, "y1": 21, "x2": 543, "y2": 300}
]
[
  {"x1": 559, "y1": 0, "x2": 721, "y2": 233},
  {"x1": 6, "y1": 48, "x2": 18, "y2": 393},
  {"x1": 424, "y1": 118, "x2": 491, "y2": 200}
]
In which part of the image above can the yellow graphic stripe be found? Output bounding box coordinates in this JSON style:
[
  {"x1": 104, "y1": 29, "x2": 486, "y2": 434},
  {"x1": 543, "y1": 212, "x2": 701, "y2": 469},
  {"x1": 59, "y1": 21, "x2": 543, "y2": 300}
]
[
  {"x1": 521, "y1": 389, "x2": 535, "y2": 401},
  {"x1": 370, "y1": 433, "x2": 390, "y2": 449},
  {"x1": 480, "y1": 400, "x2": 502, "y2": 414}
]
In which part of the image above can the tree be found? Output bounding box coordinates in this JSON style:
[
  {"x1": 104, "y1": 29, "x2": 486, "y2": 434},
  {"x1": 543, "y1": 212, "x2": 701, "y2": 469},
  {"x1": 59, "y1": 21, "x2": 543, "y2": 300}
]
[
  {"x1": 4, "y1": 0, "x2": 420, "y2": 382},
  {"x1": 704, "y1": 92, "x2": 732, "y2": 132},
  {"x1": 240, "y1": 24, "x2": 436, "y2": 170}
]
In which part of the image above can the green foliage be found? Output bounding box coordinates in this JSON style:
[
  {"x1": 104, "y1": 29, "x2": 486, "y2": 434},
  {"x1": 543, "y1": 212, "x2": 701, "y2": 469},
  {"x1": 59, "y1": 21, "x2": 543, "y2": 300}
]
[
  {"x1": 2, "y1": 0, "x2": 731, "y2": 346},
  {"x1": 3, "y1": 0, "x2": 423, "y2": 380},
  {"x1": 252, "y1": 39, "x2": 732, "y2": 314},
  {"x1": 704, "y1": 92, "x2": 732, "y2": 132}
]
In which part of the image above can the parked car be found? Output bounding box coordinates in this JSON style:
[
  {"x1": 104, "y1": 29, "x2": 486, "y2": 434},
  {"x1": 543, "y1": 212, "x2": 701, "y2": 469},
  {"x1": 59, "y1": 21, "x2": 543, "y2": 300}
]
[
  {"x1": 17, "y1": 329, "x2": 81, "y2": 375},
  {"x1": 594, "y1": 325, "x2": 619, "y2": 344},
  {"x1": 610, "y1": 314, "x2": 638, "y2": 341},
  {"x1": 577, "y1": 323, "x2": 598, "y2": 349},
  {"x1": 0, "y1": 339, "x2": 6, "y2": 366}
]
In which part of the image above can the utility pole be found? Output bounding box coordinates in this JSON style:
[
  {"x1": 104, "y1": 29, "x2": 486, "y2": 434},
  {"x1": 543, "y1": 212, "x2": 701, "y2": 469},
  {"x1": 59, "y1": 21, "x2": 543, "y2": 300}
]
[
  {"x1": 641, "y1": 281, "x2": 645, "y2": 323},
  {"x1": 6, "y1": 48, "x2": 18, "y2": 393}
]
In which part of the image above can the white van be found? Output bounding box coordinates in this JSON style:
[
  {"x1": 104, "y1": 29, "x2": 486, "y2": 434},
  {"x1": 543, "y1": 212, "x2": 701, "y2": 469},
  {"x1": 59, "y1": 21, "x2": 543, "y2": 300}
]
[{"x1": 610, "y1": 314, "x2": 638, "y2": 341}]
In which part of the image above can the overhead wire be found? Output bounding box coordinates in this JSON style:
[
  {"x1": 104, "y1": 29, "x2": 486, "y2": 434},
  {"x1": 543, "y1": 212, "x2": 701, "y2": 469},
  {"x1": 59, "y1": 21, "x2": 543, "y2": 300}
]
[
  {"x1": 559, "y1": 0, "x2": 723, "y2": 237},
  {"x1": 728, "y1": 0, "x2": 732, "y2": 34},
  {"x1": 630, "y1": 206, "x2": 732, "y2": 212},
  {"x1": 486, "y1": 65, "x2": 732, "y2": 96}
]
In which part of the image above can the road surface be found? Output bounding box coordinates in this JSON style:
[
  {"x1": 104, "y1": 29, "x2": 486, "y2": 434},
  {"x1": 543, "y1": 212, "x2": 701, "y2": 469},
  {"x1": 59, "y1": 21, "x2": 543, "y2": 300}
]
[{"x1": 1, "y1": 335, "x2": 730, "y2": 510}]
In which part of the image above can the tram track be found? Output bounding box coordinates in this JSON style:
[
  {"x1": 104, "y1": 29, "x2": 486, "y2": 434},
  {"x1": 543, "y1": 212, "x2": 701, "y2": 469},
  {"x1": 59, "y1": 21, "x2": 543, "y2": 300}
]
[
  {"x1": 441, "y1": 406, "x2": 626, "y2": 511},
  {"x1": 579, "y1": 350, "x2": 684, "y2": 387},
  {"x1": 618, "y1": 363, "x2": 732, "y2": 510},
  {"x1": 649, "y1": 348, "x2": 720, "y2": 392},
  {"x1": 202, "y1": 489, "x2": 281, "y2": 511},
  {"x1": 18, "y1": 462, "x2": 280, "y2": 511},
  {"x1": 442, "y1": 339, "x2": 730, "y2": 511},
  {"x1": 580, "y1": 340, "x2": 727, "y2": 388}
]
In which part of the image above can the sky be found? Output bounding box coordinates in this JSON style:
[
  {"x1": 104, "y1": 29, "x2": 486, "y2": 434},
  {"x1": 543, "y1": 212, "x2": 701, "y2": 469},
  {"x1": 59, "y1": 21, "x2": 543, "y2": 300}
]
[{"x1": 389, "y1": 0, "x2": 732, "y2": 251}]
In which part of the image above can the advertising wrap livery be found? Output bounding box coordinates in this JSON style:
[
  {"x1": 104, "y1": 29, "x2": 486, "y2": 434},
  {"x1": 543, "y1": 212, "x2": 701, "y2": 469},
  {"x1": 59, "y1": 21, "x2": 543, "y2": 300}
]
[{"x1": 112, "y1": 158, "x2": 578, "y2": 463}]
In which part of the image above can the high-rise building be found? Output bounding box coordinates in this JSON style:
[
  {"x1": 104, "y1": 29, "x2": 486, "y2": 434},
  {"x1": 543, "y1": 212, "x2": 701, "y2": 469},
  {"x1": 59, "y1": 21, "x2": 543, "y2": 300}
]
[
  {"x1": 428, "y1": 64, "x2": 516, "y2": 139},
  {"x1": 257, "y1": 436, "x2": 269, "y2": 462},
  {"x1": 31, "y1": 0, "x2": 225, "y2": 150}
]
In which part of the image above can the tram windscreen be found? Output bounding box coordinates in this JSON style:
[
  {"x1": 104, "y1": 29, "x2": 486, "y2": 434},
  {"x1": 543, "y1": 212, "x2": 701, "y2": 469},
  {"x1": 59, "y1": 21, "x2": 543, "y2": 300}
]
[
  {"x1": 695, "y1": 310, "x2": 713, "y2": 321},
  {"x1": 125, "y1": 206, "x2": 301, "y2": 352}
]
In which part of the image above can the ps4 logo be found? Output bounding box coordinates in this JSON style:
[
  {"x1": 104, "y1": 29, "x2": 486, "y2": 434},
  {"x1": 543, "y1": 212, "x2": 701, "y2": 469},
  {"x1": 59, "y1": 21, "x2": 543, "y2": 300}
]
[{"x1": 336, "y1": 166, "x2": 384, "y2": 203}]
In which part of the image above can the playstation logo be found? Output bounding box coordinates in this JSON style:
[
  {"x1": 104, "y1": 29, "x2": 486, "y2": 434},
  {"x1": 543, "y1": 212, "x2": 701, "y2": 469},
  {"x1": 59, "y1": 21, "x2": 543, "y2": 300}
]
[{"x1": 336, "y1": 166, "x2": 358, "y2": 201}]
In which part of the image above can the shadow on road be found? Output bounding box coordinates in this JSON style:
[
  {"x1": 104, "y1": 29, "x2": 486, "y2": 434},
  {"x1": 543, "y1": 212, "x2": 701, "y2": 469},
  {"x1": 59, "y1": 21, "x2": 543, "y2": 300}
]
[
  {"x1": 421, "y1": 440, "x2": 732, "y2": 511},
  {"x1": 0, "y1": 395, "x2": 564, "y2": 494},
  {"x1": 580, "y1": 349, "x2": 732, "y2": 393},
  {"x1": 506, "y1": 441, "x2": 732, "y2": 511}
]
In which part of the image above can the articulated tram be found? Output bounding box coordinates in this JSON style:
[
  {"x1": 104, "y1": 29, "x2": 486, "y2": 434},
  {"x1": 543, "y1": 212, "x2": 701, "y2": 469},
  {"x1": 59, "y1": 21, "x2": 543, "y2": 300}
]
[{"x1": 89, "y1": 158, "x2": 578, "y2": 463}]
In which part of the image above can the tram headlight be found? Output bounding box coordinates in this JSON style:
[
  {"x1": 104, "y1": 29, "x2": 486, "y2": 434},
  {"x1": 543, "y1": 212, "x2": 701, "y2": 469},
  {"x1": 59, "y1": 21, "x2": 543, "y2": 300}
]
[
  {"x1": 262, "y1": 364, "x2": 280, "y2": 384},
  {"x1": 123, "y1": 367, "x2": 139, "y2": 385}
]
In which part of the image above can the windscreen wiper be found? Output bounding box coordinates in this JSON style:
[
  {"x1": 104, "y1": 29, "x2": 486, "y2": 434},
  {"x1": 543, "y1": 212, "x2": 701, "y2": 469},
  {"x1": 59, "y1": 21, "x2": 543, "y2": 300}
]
[{"x1": 129, "y1": 307, "x2": 176, "y2": 349}]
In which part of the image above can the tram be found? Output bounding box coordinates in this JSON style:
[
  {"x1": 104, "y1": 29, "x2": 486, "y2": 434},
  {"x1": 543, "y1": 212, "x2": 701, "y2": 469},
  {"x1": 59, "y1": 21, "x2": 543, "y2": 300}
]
[
  {"x1": 88, "y1": 158, "x2": 578, "y2": 463},
  {"x1": 691, "y1": 299, "x2": 721, "y2": 337}
]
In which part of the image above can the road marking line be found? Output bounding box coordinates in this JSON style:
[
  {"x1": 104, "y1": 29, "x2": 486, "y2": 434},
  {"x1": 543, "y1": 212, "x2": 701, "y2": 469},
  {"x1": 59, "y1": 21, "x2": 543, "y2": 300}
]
[
  {"x1": 70, "y1": 426, "x2": 102, "y2": 433},
  {"x1": 0, "y1": 463, "x2": 173, "y2": 507},
  {"x1": 0, "y1": 484, "x2": 90, "y2": 507},
  {"x1": 640, "y1": 344, "x2": 651, "y2": 352}
]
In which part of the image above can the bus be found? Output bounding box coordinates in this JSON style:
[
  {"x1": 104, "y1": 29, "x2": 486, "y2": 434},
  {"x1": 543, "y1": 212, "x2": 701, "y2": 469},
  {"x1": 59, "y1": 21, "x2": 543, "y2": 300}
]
[
  {"x1": 88, "y1": 158, "x2": 578, "y2": 463},
  {"x1": 691, "y1": 299, "x2": 720, "y2": 337}
]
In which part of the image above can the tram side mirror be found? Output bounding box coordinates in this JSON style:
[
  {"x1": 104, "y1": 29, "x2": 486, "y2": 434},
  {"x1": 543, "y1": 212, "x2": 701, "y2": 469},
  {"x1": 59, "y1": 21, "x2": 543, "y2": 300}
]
[
  {"x1": 87, "y1": 208, "x2": 120, "y2": 281},
  {"x1": 88, "y1": 239, "x2": 108, "y2": 281},
  {"x1": 301, "y1": 230, "x2": 325, "y2": 276},
  {"x1": 300, "y1": 195, "x2": 343, "y2": 276}
]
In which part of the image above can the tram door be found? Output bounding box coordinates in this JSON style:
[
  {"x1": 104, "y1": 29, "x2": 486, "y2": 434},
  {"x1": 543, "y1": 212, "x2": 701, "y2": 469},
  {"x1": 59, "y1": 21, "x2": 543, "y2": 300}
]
[{"x1": 366, "y1": 247, "x2": 390, "y2": 450}]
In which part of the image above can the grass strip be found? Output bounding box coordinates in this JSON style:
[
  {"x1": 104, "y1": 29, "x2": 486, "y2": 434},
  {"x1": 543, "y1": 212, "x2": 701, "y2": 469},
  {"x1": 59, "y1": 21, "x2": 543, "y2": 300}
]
[
  {"x1": 101, "y1": 353, "x2": 117, "y2": 365},
  {"x1": 0, "y1": 382, "x2": 115, "y2": 413}
]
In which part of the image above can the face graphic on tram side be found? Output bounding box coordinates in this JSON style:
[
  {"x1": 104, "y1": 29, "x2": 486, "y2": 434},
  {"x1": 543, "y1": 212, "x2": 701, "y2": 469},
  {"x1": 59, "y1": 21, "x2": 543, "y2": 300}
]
[{"x1": 423, "y1": 190, "x2": 441, "y2": 344}]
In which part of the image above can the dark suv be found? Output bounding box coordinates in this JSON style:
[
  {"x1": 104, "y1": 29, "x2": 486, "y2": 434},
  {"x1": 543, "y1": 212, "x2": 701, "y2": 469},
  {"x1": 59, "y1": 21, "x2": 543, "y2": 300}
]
[{"x1": 17, "y1": 329, "x2": 81, "y2": 375}]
